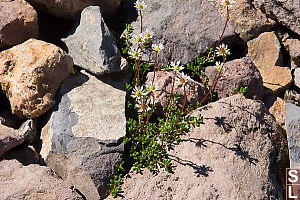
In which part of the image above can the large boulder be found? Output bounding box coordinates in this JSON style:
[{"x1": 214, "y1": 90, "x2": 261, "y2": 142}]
[
  {"x1": 129, "y1": 0, "x2": 236, "y2": 65},
  {"x1": 247, "y1": 32, "x2": 292, "y2": 95},
  {"x1": 0, "y1": 0, "x2": 38, "y2": 49},
  {"x1": 286, "y1": 103, "x2": 300, "y2": 168},
  {"x1": 26, "y1": 0, "x2": 121, "y2": 20},
  {"x1": 146, "y1": 71, "x2": 208, "y2": 114},
  {"x1": 0, "y1": 39, "x2": 73, "y2": 119},
  {"x1": 40, "y1": 70, "x2": 129, "y2": 199},
  {"x1": 205, "y1": 57, "x2": 264, "y2": 100},
  {"x1": 0, "y1": 119, "x2": 37, "y2": 157},
  {"x1": 62, "y1": 6, "x2": 121, "y2": 76},
  {"x1": 0, "y1": 159, "x2": 83, "y2": 199},
  {"x1": 213, "y1": 0, "x2": 276, "y2": 41},
  {"x1": 253, "y1": 0, "x2": 300, "y2": 35},
  {"x1": 107, "y1": 95, "x2": 287, "y2": 199}
]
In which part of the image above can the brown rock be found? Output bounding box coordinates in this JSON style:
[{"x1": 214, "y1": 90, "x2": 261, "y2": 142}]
[
  {"x1": 0, "y1": 159, "x2": 83, "y2": 199},
  {"x1": 295, "y1": 68, "x2": 300, "y2": 89},
  {"x1": 0, "y1": 39, "x2": 73, "y2": 119},
  {"x1": 107, "y1": 95, "x2": 286, "y2": 199},
  {"x1": 0, "y1": 119, "x2": 37, "y2": 157},
  {"x1": 213, "y1": 0, "x2": 276, "y2": 41},
  {"x1": 26, "y1": 0, "x2": 121, "y2": 19},
  {"x1": 0, "y1": 0, "x2": 38, "y2": 49},
  {"x1": 1, "y1": 145, "x2": 39, "y2": 165},
  {"x1": 146, "y1": 71, "x2": 208, "y2": 114},
  {"x1": 205, "y1": 57, "x2": 264, "y2": 100},
  {"x1": 247, "y1": 32, "x2": 292, "y2": 95},
  {"x1": 264, "y1": 95, "x2": 286, "y2": 130},
  {"x1": 284, "y1": 39, "x2": 300, "y2": 67}
]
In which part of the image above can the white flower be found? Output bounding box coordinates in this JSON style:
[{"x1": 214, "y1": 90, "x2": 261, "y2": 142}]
[
  {"x1": 220, "y1": 0, "x2": 235, "y2": 7},
  {"x1": 131, "y1": 86, "x2": 147, "y2": 99},
  {"x1": 134, "y1": 0, "x2": 147, "y2": 11},
  {"x1": 216, "y1": 61, "x2": 224, "y2": 71},
  {"x1": 146, "y1": 81, "x2": 158, "y2": 93},
  {"x1": 136, "y1": 99, "x2": 151, "y2": 113},
  {"x1": 129, "y1": 48, "x2": 142, "y2": 59},
  {"x1": 215, "y1": 44, "x2": 230, "y2": 57},
  {"x1": 170, "y1": 61, "x2": 184, "y2": 72},
  {"x1": 152, "y1": 43, "x2": 164, "y2": 52},
  {"x1": 144, "y1": 29, "x2": 154, "y2": 40},
  {"x1": 132, "y1": 33, "x2": 145, "y2": 45},
  {"x1": 175, "y1": 73, "x2": 190, "y2": 87}
]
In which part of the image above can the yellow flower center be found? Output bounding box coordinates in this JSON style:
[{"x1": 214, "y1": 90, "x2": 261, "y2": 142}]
[
  {"x1": 174, "y1": 65, "x2": 179, "y2": 71},
  {"x1": 149, "y1": 85, "x2": 155, "y2": 91},
  {"x1": 133, "y1": 51, "x2": 138, "y2": 58},
  {"x1": 180, "y1": 77, "x2": 186, "y2": 84},
  {"x1": 225, "y1": 0, "x2": 230, "y2": 6},
  {"x1": 141, "y1": 103, "x2": 146, "y2": 110},
  {"x1": 219, "y1": 47, "x2": 226, "y2": 54},
  {"x1": 145, "y1": 33, "x2": 151, "y2": 38},
  {"x1": 136, "y1": 90, "x2": 142, "y2": 97},
  {"x1": 136, "y1": 37, "x2": 142, "y2": 43},
  {"x1": 137, "y1": 4, "x2": 143, "y2": 9}
]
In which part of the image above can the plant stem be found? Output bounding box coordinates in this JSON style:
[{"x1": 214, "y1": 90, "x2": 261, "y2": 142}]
[
  {"x1": 140, "y1": 10, "x2": 143, "y2": 33},
  {"x1": 152, "y1": 51, "x2": 159, "y2": 83},
  {"x1": 132, "y1": 109, "x2": 145, "y2": 140},
  {"x1": 215, "y1": 7, "x2": 229, "y2": 51},
  {"x1": 164, "y1": 71, "x2": 177, "y2": 116}
]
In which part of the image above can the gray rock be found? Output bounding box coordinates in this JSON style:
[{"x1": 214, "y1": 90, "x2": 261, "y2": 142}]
[
  {"x1": 205, "y1": 57, "x2": 264, "y2": 100},
  {"x1": 40, "y1": 70, "x2": 129, "y2": 199},
  {"x1": 62, "y1": 6, "x2": 121, "y2": 76},
  {"x1": 26, "y1": 0, "x2": 121, "y2": 19},
  {"x1": 253, "y1": 0, "x2": 300, "y2": 35},
  {"x1": 0, "y1": 119, "x2": 37, "y2": 157},
  {"x1": 295, "y1": 68, "x2": 300, "y2": 89},
  {"x1": 107, "y1": 95, "x2": 286, "y2": 200},
  {"x1": 0, "y1": 0, "x2": 39, "y2": 49},
  {"x1": 285, "y1": 90, "x2": 300, "y2": 107},
  {"x1": 129, "y1": 0, "x2": 236, "y2": 65},
  {"x1": 146, "y1": 71, "x2": 208, "y2": 115},
  {"x1": 286, "y1": 103, "x2": 300, "y2": 168},
  {"x1": 0, "y1": 159, "x2": 83, "y2": 199}
]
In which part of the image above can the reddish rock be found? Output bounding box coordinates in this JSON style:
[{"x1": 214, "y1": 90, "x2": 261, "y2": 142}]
[
  {"x1": 146, "y1": 71, "x2": 208, "y2": 114},
  {"x1": 0, "y1": 0, "x2": 38, "y2": 49},
  {"x1": 247, "y1": 32, "x2": 292, "y2": 95},
  {"x1": 26, "y1": 0, "x2": 121, "y2": 19},
  {"x1": 264, "y1": 95, "x2": 286, "y2": 131},
  {"x1": 1, "y1": 145, "x2": 39, "y2": 165},
  {"x1": 295, "y1": 68, "x2": 300, "y2": 89},
  {"x1": 0, "y1": 39, "x2": 73, "y2": 119},
  {"x1": 0, "y1": 159, "x2": 83, "y2": 199},
  {"x1": 106, "y1": 95, "x2": 286, "y2": 199},
  {"x1": 284, "y1": 39, "x2": 300, "y2": 67},
  {"x1": 205, "y1": 57, "x2": 264, "y2": 100}
]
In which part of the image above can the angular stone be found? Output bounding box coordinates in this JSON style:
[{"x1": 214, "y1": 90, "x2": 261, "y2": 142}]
[
  {"x1": 285, "y1": 90, "x2": 300, "y2": 107},
  {"x1": 205, "y1": 57, "x2": 264, "y2": 100},
  {"x1": 41, "y1": 70, "x2": 129, "y2": 199},
  {"x1": 129, "y1": 0, "x2": 236, "y2": 65},
  {"x1": 286, "y1": 103, "x2": 300, "y2": 168},
  {"x1": 284, "y1": 39, "x2": 300, "y2": 67},
  {"x1": 253, "y1": 0, "x2": 300, "y2": 35},
  {"x1": 247, "y1": 32, "x2": 292, "y2": 95},
  {"x1": 62, "y1": 6, "x2": 121, "y2": 76},
  {"x1": 0, "y1": 0, "x2": 39, "y2": 49},
  {"x1": 213, "y1": 0, "x2": 276, "y2": 41},
  {"x1": 108, "y1": 95, "x2": 286, "y2": 199},
  {"x1": 0, "y1": 159, "x2": 83, "y2": 199},
  {"x1": 0, "y1": 110, "x2": 20, "y2": 129},
  {"x1": 26, "y1": 0, "x2": 121, "y2": 19},
  {"x1": 264, "y1": 95, "x2": 286, "y2": 131},
  {"x1": 146, "y1": 71, "x2": 208, "y2": 114},
  {"x1": 0, "y1": 119, "x2": 37, "y2": 157},
  {"x1": 294, "y1": 68, "x2": 300, "y2": 89},
  {"x1": 0, "y1": 39, "x2": 73, "y2": 119}
]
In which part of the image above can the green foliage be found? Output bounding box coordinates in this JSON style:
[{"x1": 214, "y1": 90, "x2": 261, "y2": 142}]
[{"x1": 233, "y1": 86, "x2": 248, "y2": 95}]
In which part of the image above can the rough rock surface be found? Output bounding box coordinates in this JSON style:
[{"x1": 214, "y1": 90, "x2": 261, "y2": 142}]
[
  {"x1": 247, "y1": 32, "x2": 292, "y2": 94},
  {"x1": 0, "y1": 110, "x2": 20, "y2": 128},
  {"x1": 62, "y1": 6, "x2": 121, "y2": 76},
  {"x1": 0, "y1": 119, "x2": 37, "y2": 157},
  {"x1": 41, "y1": 70, "x2": 129, "y2": 199},
  {"x1": 294, "y1": 68, "x2": 300, "y2": 89},
  {"x1": 213, "y1": 0, "x2": 276, "y2": 41},
  {"x1": 0, "y1": 39, "x2": 73, "y2": 119},
  {"x1": 146, "y1": 71, "x2": 208, "y2": 114},
  {"x1": 253, "y1": 0, "x2": 300, "y2": 35},
  {"x1": 107, "y1": 95, "x2": 286, "y2": 200},
  {"x1": 0, "y1": 159, "x2": 83, "y2": 199},
  {"x1": 286, "y1": 103, "x2": 300, "y2": 168},
  {"x1": 130, "y1": 0, "x2": 236, "y2": 65},
  {"x1": 285, "y1": 90, "x2": 300, "y2": 107},
  {"x1": 205, "y1": 57, "x2": 264, "y2": 100},
  {"x1": 1, "y1": 145, "x2": 39, "y2": 166},
  {"x1": 0, "y1": 0, "x2": 38, "y2": 49},
  {"x1": 264, "y1": 95, "x2": 286, "y2": 131},
  {"x1": 284, "y1": 39, "x2": 300, "y2": 67},
  {"x1": 26, "y1": 0, "x2": 120, "y2": 19}
]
